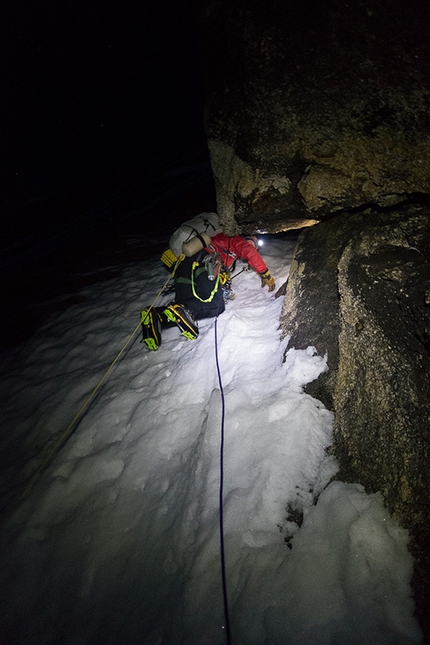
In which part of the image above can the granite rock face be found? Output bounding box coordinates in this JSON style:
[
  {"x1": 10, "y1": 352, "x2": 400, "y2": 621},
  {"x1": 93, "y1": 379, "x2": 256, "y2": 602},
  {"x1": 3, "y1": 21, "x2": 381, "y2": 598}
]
[
  {"x1": 187, "y1": 0, "x2": 430, "y2": 233},
  {"x1": 280, "y1": 206, "x2": 430, "y2": 639},
  {"x1": 187, "y1": 0, "x2": 430, "y2": 636}
]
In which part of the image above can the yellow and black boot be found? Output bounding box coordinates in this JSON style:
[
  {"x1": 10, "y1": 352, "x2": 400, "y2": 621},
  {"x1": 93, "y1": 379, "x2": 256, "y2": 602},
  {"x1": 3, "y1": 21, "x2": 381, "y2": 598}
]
[
  {"x1": 141, "y1": 308, "x2": 163, "y2": 350},
  {"x1": 162, "y1": 303, "x2": 199, "y2": 340}
]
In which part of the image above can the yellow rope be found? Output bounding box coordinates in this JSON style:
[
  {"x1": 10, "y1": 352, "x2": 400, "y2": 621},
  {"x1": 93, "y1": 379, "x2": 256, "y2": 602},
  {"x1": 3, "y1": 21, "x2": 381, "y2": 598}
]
[
  {"x1": 144, "y1": 254, "x2": 184, "y2": 314},
  {"x1": 1, "y1": 254, "x2": 184, "y2": 523}
]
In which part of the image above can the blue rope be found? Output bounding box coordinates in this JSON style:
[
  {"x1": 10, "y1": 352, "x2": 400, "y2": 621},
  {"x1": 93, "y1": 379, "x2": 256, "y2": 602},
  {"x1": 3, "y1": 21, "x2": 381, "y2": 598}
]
[{"x1": 214, "y1": 315, "x2": 232, "y2": 645}]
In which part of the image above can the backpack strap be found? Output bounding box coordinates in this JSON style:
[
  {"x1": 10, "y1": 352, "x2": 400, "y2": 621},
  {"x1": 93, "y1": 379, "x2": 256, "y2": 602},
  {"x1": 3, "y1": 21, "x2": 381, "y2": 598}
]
[
  {"x1": 194, "y1": 232, "x2": 209, "y2": 249},
  {"x1": 206, "y1": 242, "x2": 237, "y2": 262},
  {"x1": 191, "y1": 262, "x2": 220, "y2": 302}
]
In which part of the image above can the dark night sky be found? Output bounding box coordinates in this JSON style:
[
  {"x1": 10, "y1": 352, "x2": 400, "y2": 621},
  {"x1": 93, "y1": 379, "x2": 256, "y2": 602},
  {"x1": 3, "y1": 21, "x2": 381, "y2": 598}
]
[{"x1": 1, "y1": 0, "x2": 207, "y2": 207}]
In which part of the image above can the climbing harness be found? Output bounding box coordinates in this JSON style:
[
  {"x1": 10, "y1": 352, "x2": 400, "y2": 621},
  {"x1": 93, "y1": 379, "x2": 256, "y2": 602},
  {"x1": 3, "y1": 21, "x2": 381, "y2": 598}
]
[{"x1": 191, "y1": 261, "x2": 220, "y2": 302}]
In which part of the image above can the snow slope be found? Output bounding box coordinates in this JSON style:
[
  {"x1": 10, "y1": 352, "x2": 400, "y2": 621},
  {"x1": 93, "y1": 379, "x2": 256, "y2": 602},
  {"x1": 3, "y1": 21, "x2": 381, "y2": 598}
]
[{"x1": 0, "y1": 235, "x2": 422, "y2": 644}]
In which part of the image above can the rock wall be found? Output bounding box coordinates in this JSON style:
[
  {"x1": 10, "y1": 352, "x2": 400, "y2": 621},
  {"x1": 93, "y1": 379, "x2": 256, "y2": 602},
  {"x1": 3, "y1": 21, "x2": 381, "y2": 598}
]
[
  {"x1": 280, "y1": 205, "x2": 430, "y2": 639},
  {"x1": 186, "y1": 0, "x2": 430, "y2": 636},
  {"x1": 187, "y1": 0, "x2": 430, "y2": 233}
]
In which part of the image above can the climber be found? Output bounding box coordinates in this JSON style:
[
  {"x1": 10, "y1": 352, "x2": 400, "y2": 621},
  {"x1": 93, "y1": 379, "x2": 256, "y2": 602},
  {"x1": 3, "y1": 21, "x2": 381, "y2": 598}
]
[{"x1": 141, "y1": 233, "x2": 275, "y2": 351}]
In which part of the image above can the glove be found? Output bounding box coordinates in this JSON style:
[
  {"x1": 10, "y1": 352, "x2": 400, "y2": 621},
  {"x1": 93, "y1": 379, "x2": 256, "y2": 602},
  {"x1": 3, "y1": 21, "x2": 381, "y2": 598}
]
[{"x1": 260, "y1": 269, "x2": 276, "y2": 292}]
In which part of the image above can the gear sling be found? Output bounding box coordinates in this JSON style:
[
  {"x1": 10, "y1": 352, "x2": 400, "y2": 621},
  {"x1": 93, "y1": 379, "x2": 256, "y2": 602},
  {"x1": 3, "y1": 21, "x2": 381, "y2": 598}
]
[{"x1": 174, "y1": 252, "x2": 225, "y2": 319}]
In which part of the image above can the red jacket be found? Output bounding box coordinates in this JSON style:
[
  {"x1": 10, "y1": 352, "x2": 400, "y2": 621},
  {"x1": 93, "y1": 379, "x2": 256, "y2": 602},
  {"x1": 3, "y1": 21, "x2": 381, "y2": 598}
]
[{"x1": 206, "y1": 233, "x2": 268, "y2": 274}]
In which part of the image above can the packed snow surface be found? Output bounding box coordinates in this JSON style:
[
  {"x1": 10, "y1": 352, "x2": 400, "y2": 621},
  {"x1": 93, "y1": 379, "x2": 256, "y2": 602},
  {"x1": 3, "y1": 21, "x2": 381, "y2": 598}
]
[{"x1": 0, "y1": 235, "x2": 423, "y2": 644}]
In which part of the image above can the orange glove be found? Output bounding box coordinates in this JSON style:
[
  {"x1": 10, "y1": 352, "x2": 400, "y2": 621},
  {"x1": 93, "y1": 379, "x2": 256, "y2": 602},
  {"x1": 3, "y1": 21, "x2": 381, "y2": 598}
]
[{"x1": 260, "y1": 269, "x2": 276, "y2": 292}]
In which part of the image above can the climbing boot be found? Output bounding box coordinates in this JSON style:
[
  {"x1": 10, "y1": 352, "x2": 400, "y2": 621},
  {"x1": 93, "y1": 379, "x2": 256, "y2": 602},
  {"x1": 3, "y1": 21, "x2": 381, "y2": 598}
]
[
  {"x1": 162, "y1": 303, "x2": 199, "y2": 340},
  {"x1": 141, "y1": 308, "x2": 162, "y2": 350}
]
